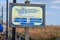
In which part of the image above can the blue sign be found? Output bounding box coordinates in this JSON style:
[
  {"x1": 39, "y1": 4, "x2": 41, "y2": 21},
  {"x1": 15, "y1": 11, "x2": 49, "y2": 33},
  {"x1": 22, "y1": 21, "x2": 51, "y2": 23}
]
[{"x1": 0, "y1": 24, "x2": 3, "y2": 32}]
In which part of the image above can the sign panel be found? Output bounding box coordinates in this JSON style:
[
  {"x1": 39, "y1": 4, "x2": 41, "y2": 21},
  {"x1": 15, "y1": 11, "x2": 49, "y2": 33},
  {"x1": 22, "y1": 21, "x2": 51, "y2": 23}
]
[
  {"x1": 9, "y1": 3, "x2": 45, "y2": 27},
  {"x1": 0, "y1": 16, "x2": 3, "y2": 32},
  {"x1": 0, "y1": 24, "x2": 3, "y2": 32}
]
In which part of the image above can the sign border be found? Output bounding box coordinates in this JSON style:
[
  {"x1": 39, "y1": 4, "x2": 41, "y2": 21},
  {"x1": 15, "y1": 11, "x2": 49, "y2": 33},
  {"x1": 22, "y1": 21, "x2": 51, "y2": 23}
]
[{"x1": 9, "y1": 3, "x2": 45, "y2": 27}]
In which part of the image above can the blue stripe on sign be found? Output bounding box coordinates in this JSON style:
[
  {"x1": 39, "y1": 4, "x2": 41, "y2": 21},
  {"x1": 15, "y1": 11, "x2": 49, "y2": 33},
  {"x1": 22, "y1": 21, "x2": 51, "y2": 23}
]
[
  {"x1": 30, "y1": 18, "x2": 42, "y2": 20},
  {"x1": 14, "y1": 18, "x2": 27, "y2": 22},
  {"x1": 30, "y1": 20, "x2": 42, "y2": 23},
  {"x1": 21, "y1": 23, "x2": 34, "y2": 26},
  {"x1": 30, "y1": 18, "x2": 42, "y2": 23}
]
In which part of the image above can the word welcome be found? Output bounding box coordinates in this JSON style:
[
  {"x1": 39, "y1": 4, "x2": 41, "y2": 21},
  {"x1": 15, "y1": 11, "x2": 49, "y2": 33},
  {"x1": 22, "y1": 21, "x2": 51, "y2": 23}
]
[{"x1": 15, "y1": 7, "x2": 39, "y2": 14}]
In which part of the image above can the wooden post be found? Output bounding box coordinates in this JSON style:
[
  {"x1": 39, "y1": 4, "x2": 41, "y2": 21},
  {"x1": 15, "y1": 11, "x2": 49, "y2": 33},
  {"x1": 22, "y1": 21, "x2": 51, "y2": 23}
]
[
  {"x1": 25, "y1": 28, "x2": 29, "y2": 40},
  {"x1": 6, "y1": 0, "x2": 8, "y2": 40},
  {"x1": 25, "y1": 0, "x2": 30, "y2": 40},
  {"x1": 12, "y1": 0, "x2": 16, "y2": 40}
]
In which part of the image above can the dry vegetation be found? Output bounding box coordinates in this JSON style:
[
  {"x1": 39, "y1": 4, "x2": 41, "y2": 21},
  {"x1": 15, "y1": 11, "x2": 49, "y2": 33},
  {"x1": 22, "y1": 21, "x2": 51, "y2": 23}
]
[
  {"x1": 0, "y1": 25, "x2": 60, "y2": 40},
  {"x1": 9, "y1": 25, "x2": 60, "y2": 39},
  {"x1": 0, "y1": 33, "x2": 4, "y2": 40}
]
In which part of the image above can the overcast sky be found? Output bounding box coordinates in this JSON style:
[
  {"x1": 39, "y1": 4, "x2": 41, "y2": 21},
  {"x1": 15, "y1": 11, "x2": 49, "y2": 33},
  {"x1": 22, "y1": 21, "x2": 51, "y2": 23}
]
[{"x1": 0, "y1": 0, "x2": 60, "y2": 25}]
